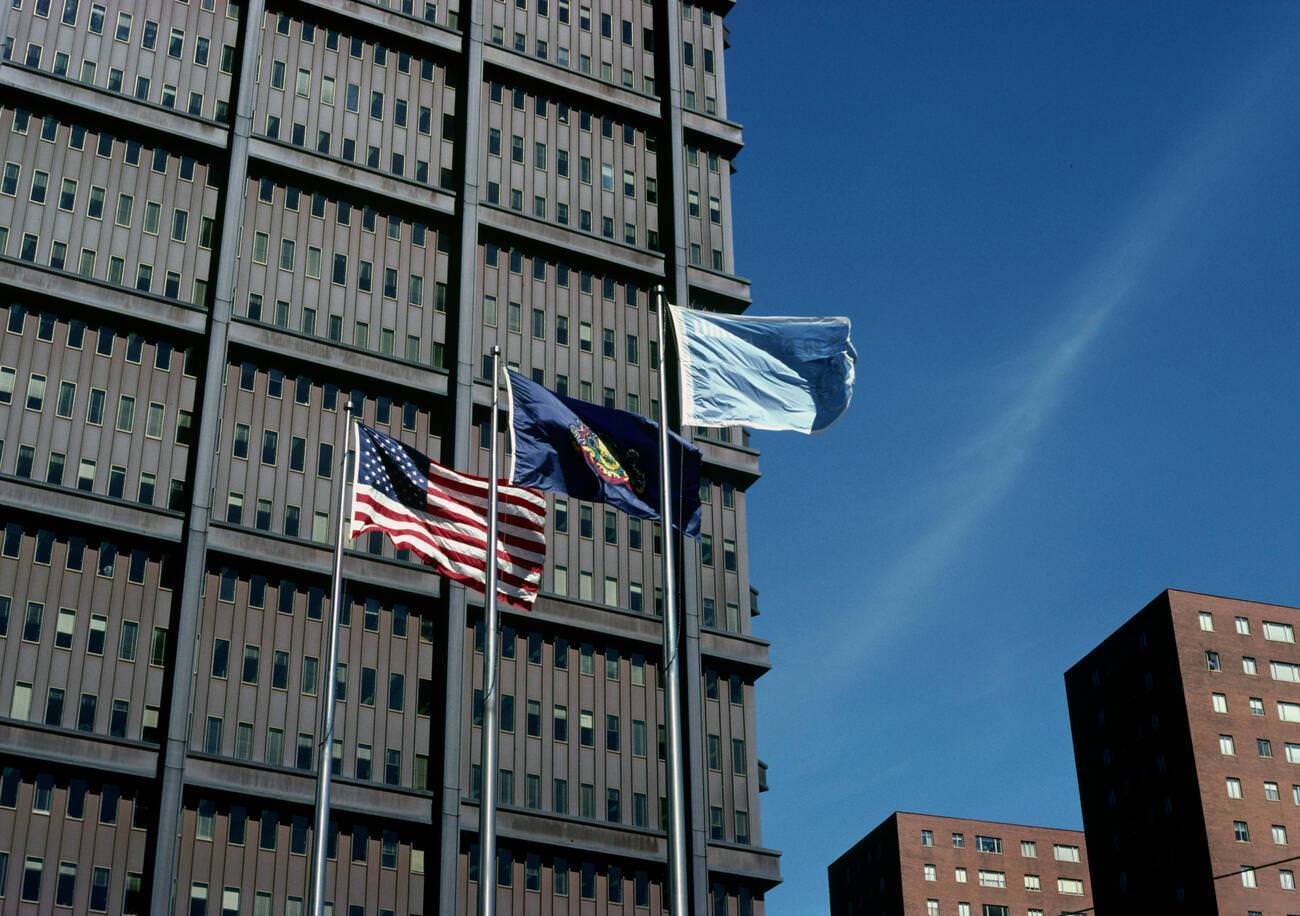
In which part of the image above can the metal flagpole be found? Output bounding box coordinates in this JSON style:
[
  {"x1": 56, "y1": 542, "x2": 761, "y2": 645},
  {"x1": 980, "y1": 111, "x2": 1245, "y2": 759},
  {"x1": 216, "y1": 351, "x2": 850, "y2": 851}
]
[
  {"x1": 655, "y1": 285, "x2": 690, "y2": 916},
  {"x1": 476, "y1": 345, "x2": 504, "y2": 916},
  {"x1": 309, "y1": 403, "x2": 352, "y2": 916}
]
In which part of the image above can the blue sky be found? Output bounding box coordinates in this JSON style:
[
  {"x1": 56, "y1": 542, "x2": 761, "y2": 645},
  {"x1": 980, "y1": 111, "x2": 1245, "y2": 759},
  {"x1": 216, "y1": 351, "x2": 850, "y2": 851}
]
[{"x1": 724, "y1": 3, "x2": 1300, "y2": 912}]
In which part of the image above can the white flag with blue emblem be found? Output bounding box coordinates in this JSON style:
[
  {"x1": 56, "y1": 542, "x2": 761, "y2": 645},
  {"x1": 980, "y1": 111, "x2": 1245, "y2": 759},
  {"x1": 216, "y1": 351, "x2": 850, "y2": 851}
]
[{"x1": 668, "y1": 304, "x2": 856, "y2": 434}]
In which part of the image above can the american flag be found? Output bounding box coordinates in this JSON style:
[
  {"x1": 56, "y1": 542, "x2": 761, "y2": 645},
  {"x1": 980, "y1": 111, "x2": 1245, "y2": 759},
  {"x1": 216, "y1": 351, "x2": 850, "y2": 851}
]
[{"x1": 349, "y1": 423, "x2": 547, "y2": 608}]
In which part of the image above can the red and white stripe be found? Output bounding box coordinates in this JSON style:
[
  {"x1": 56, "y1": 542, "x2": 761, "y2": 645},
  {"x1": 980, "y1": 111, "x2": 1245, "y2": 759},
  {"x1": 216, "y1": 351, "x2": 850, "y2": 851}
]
[{"x1": 350, "y1": 458, "x2": 547, "y2": 609}]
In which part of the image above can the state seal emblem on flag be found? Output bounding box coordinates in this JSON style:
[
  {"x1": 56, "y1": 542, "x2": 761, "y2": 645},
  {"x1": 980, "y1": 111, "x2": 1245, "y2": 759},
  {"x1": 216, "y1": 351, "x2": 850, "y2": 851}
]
[{"x1": 569, "y1": 421, "x2": 631, "y2": 487}]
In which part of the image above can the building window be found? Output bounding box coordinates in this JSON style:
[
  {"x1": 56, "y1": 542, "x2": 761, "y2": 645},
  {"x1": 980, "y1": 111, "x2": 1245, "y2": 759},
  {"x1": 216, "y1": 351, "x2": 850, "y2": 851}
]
[
  {"x1": 732, "y1": 738, "x2": 746, "y2": 775},
  {"x1": 22, "y1": 602, "x2": 43, "y2": 643},
  {"x1": 1227, "y1": 777, "x2": 1243, "y2": 799},
  {"x1": 923, "y1": 864, "x2": 936, "y2": 881},
  {"x1": 89, "y1": 865, "x2": 110, "y2": 911},
  {"x1": 22, "y1": 857, "x2": 43, "y2": 903},
  {"x1": 1264, "y1": 621, "x2": 1295, "y2": 643},
  {"x1": 1212, "y1": 692, "x2": 1228, "y2": 713},
  {"x1": 975, "y1": 835, "x2": 1002, "y2": 854},
  {"x1": 25, "y1": 373, "x2": 46, "y2": 411},
  {"x1": 1057, "y1": 878, "x2": 1085, "y2": 896},
  {"x1": 1199, "y1": 611, "x2": 1214, "y2": 631},
  {"x1": 54, "y1": 608, "x2": 75, "y2": 649},
  {"x1": 1206, "y1": 650, "x2": 1221, "y2": 671},
  {"x1": 1272, "y1": 661, "x2": 1300, "y2": 682},
  {"x1": 1236, "y1": 616, "x2": 1251, "y2": 635}
]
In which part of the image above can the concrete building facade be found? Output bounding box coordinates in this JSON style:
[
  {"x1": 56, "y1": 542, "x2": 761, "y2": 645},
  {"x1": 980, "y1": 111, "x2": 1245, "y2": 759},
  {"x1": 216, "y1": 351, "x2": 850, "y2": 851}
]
[
  {"x1": 828, "y1": 812, "x2": 1091, "y2": 916},
  {"x1": 0, "y1": 0, "x2": 779, "y2": 912},
  {"x1": 1068, "y1": 589, "x2": 1300, "y2": 915}
]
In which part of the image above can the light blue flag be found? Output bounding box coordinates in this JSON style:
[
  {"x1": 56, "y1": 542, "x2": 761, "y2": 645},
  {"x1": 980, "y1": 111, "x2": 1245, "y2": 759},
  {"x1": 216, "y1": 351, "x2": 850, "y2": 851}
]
[{"x1": 668, "y1": 305, "x2": 856, "y2": 434}]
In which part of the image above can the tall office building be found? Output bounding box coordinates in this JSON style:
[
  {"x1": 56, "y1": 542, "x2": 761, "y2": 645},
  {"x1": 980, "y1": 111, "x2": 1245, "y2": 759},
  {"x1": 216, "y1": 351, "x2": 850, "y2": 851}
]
[
  {"x1": 827, "y1": 812, "x2": 1091, "y2": 916},
  {"x1": 1066, "y1": 589, "x2": 1300, "y2": 914},
  {"x1": 0, "y1": 0, "x2": 780, "y2": 912}
]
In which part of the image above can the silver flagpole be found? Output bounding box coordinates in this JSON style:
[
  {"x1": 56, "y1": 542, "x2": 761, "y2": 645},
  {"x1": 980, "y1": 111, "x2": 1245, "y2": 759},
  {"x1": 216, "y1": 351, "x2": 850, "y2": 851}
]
[
  {"x1": 655, "y1": 285, "x2": 690, "y2": 916},
  {"x1": 476, "y1": 345, "x2": 504, "y2": 916},
  {"x1": 309, "y1": 402, "x2": 352, "y2": 916}
]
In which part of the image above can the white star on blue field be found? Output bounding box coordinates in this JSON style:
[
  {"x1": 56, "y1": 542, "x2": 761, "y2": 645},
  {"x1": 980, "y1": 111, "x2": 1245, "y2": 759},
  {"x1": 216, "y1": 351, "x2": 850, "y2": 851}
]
[
  {"x1": 359, "y1": 426, "x2": 432, "y2": 509},
  {"x1": 727, "y1": 3, "x2": 1300, "y2": 912}
]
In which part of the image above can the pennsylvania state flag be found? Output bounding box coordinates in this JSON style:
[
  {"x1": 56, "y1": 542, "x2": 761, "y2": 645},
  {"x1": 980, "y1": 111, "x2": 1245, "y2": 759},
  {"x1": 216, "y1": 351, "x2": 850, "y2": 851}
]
[{"x1": 505, "y1": 371, "x2": 703, "y2": 538}]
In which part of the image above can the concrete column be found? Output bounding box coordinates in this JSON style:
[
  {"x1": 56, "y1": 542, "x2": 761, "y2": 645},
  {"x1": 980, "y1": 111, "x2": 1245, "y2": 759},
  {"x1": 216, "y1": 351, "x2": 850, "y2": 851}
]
[
  {"x1": 440, "y1": 1, "x2": 487, "y2": 912},
  {"x1": 149, "y1": 2, "x2": 265, "y2": 912},
  {"x1": 657, "y1": 2, "x2": 712, "y2": 911}
]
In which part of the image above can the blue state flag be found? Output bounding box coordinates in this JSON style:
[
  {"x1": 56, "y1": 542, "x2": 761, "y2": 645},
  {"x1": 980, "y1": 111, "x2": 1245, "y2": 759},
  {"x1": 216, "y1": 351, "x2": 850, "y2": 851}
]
[
  {"x1": 505, "y1": 371, "x2": 702, "y2": 538},
  {"x1": 669, "y1": 304, "x2": 856, "y2": 434}
]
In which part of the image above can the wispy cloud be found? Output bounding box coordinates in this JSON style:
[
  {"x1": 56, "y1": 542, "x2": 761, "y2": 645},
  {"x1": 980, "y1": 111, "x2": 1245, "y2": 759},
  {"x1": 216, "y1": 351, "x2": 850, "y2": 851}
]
[{"x1": 807, "y1": 43, "x2": 1293, "y2": 683}]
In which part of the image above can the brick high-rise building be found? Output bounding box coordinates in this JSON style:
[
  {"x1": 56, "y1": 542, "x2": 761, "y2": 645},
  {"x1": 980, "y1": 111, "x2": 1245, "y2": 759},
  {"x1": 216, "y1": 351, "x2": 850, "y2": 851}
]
[
  {"x1": 1067, "y1": 589, "x2": 1300, "y2": 915},
  {"x1": 0, "y1": 0, "x2": 780, "y2": 912},
  {"x1": 827, "y1": 812, "x2": 1091, "y2": 916}
]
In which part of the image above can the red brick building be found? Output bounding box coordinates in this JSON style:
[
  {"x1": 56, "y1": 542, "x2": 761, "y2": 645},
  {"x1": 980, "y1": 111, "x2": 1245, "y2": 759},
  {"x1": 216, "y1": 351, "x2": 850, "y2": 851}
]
[
  {"x1": 828, "y1": 812, "x2": 1091, "y2": 916},
  {"x1": 1068, "y1": 590, "x2": 1300, "y2": 915}
]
